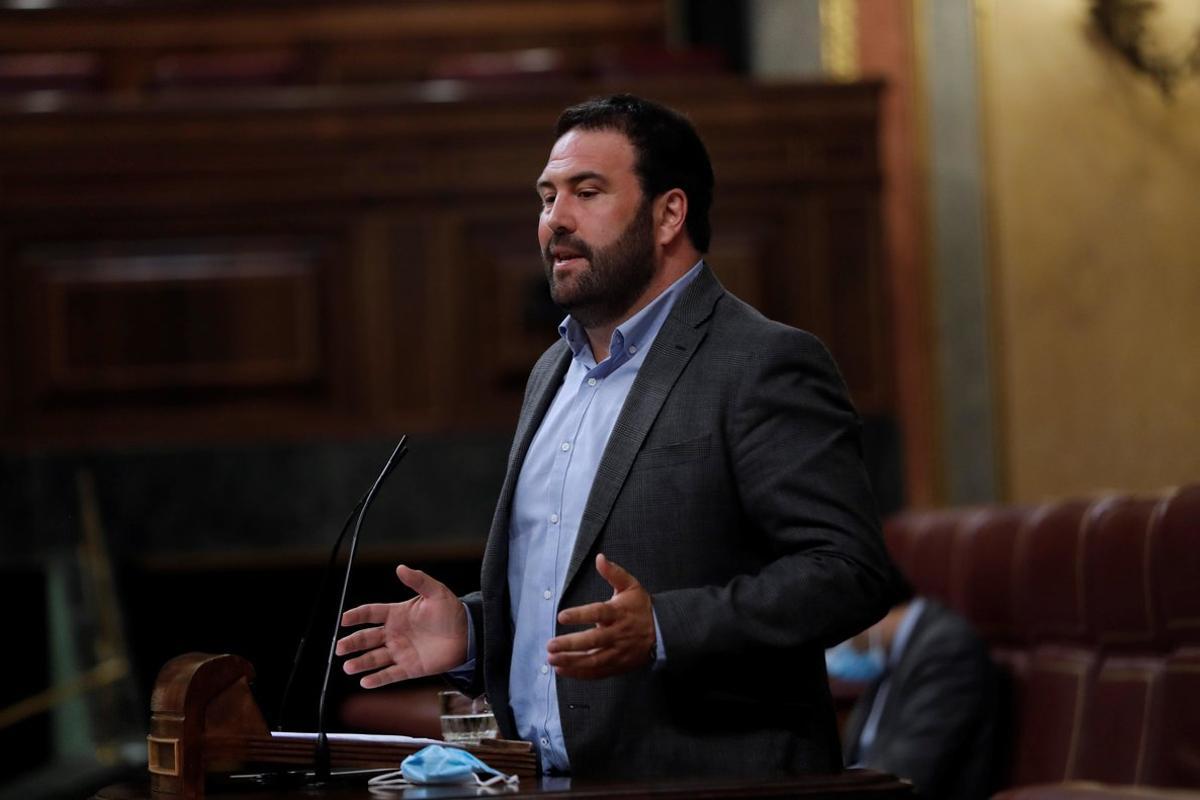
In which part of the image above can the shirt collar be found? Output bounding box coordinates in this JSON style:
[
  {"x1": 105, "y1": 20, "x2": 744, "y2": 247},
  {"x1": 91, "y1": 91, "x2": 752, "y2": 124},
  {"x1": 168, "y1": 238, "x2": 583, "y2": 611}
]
[{"x1": 558, "y1": 259, "x2": 705, "y2": 368}]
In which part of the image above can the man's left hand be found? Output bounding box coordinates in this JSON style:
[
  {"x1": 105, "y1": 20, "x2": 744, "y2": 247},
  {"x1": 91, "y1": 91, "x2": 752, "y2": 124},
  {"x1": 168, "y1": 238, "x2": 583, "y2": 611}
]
[{"x1": 546, "y1": 553, "x2": 656, "y2": 680}]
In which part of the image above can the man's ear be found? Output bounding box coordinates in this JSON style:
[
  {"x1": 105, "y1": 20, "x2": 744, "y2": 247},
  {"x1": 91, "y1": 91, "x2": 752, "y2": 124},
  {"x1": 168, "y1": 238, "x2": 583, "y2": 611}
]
[{"x1": 654, "y1": 188, "x2": 689, "y2": 248}]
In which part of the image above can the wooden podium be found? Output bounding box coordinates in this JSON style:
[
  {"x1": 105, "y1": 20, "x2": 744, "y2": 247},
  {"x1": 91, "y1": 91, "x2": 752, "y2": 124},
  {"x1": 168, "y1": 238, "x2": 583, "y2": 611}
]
[
  {"x1": 144, "y1": 652, "x2": 535, "y2": 799},
  {"x1": 121, "y1": 651, "x2": 912, "y2": 800}
]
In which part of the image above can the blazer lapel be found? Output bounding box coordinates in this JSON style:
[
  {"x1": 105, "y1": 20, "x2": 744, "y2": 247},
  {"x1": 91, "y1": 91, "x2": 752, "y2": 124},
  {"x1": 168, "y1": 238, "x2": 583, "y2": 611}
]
[
  {"x1": 562, "y1": 265, "x2": 724, "y2": 591},
  {"x1": 872, "y1": 603, "x2": 938, "y2": 743},
  {"x1": 842, "y1": 680, "x2": 879, "y2": 763}
]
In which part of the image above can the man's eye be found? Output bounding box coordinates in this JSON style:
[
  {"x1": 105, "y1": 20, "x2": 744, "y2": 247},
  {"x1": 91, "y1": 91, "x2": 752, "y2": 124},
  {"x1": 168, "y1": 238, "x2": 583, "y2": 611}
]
[
  {"x1": 540, "y1": 195, "x2": 555, "y2": 209},
  {"x1": 577, "y1": 190, "x2": 598, "y2": 199}
]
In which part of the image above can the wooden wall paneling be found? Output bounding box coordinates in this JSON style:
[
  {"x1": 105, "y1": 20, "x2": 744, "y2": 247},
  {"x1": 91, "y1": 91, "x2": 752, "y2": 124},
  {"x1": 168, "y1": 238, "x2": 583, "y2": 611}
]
[
  {"x1": 0, "y1": 80, "x2": 890, "y2": 449},
  {"x1": 13, "y1": 235, "x2": 324, "y2": 407},
  {"x1": 0, "y1": 0, "x2": 668, "y2": 94},
  {"x1": 782, "y1": 190, "x2": 891, "y2": 416},
  {"x1": 709, "y1": 189, "x2": 889, "y2": 416},
  {"x1": 349, "y1": 210, "x2": 452, "y2": 430},
  {"x1": 0, "y1": 51, "x2": 102, "y2": 94},
  {"x1": 379, "y1": 214, "x2": 440, "y2": 429},
  {"x1": 458, "y1": 211, "x2": 558, "y2": 429},
  {"x1": 793, "y1": 194, "x2": 837, "y2": 361},
  {"x1": 28, "y1": 239, "x2": 322, "y2": 393},
  {"x1": 349, "y1": 211, "x2": 394, "y2": 424},
  {"x1": 702, "y1": 217, "x2": 771, "y2": 314},
  {"x1": 0, "y1": 234, "x2": 12, "y2": 440},
  {"x1": 0, "y1": 216, "x2": 375, "y2": 446},
  {"x1": 419, "y1": 213, "x2": 468, "y2": 431},
  {"x1": 745, "y1": 194, "x2": 834, "y2": 372},
  {"x1": 682, "y1": 82, "x2": 888, "y2": 414},
  {"x1": 704, "y1": 186, "x2": 797, "y2": 329},
  {"x1": 825, "y1": 189, "x2": 892, "y2": 415},
  {"x1": 311, "y1": 223, "x2": 363, "y2": 426},
  {"x1": 0, "y1": 0, "x2": 667, "y2": 52}
]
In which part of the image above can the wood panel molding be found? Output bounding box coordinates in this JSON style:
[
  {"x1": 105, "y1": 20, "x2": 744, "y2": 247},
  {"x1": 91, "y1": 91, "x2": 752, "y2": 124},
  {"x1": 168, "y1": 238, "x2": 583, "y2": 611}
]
[
  {"x1": 25, "y1": 239, "x2": 323, "y2": 394},
  {"x1": 0, "y1": 80, "x2": 889, "y2": 448},
  {"x1": 0, "y1": 0, "x2": 668, "y2": 95}
]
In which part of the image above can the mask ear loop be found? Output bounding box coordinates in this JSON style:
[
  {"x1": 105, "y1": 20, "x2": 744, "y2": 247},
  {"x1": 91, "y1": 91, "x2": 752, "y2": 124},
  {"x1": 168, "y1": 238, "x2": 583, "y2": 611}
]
[
  {"x1": 365, "y1": 767, "x2": 518, "y2": 791},
  {"x1": 475, "y1": 770, "x2": 520, "y2": 788},
  {"x1": 367, "y1": 769, "x2": 410, "y2": 788}
]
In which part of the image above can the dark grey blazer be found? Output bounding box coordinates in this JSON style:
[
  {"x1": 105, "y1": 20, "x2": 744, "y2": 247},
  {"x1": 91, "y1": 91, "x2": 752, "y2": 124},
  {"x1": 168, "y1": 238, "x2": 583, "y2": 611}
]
[
  {"x1": 463, "y1": 265, "x2": 900, "y2": 778},
  {"x1": 842, "y1": 601, "x2": 998, "y2": 800}
]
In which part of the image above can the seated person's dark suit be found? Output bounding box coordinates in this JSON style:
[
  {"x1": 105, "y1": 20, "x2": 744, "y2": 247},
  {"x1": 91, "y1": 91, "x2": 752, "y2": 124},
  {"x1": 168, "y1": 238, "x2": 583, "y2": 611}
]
[{"x1": 842, "y1": 600, "x2": 998, "y2": 800}]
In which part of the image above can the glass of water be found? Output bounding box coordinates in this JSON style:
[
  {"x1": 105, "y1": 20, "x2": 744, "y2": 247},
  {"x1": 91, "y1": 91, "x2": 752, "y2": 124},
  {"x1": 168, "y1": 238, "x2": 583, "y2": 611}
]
[{"x1": 438, "y1": 690, "x2": 499, "y2": 744}]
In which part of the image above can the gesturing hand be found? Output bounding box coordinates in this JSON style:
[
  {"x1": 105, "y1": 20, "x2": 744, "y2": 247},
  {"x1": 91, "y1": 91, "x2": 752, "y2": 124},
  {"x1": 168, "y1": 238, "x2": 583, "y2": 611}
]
[
  {"x1": 546, "y1": 553, "x2": 656, "y2": 680},
  {"x1": 336, "y1": 565, "x2": 468, "y2": 689}
]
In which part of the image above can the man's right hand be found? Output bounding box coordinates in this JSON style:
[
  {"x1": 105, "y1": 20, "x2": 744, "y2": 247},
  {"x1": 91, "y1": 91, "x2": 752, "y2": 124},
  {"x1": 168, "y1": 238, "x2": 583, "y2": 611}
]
[{"x1": 336, "y1": 565, "x2": 469, "y2": 688}]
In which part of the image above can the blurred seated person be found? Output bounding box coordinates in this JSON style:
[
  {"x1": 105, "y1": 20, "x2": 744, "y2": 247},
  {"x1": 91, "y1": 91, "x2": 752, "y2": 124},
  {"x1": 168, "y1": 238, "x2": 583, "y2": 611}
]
[{"x1": 826, "y1": 587, "x2": 997, "y2": 800}]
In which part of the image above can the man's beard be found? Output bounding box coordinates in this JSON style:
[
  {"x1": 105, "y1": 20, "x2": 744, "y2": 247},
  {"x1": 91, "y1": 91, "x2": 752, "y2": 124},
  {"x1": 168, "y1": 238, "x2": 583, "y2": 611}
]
[{"x1": 541, "y1": 200, "x2": 656, "y2": 330}]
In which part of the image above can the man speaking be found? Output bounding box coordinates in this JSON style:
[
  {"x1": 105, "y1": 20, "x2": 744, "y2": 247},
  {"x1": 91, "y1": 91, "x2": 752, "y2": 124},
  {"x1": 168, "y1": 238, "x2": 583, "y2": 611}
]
[{"x1": 335, "y1": 94, "x2": 900, "y2": 778}]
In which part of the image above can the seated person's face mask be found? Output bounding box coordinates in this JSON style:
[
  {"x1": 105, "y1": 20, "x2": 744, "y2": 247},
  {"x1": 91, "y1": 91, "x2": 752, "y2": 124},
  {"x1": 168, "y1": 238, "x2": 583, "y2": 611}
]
[
  {"x1": 824, "y1": 629, "x2": 887, "y2": 683},
  {"x1": 367, "y1": 744, "x2": 519, "y2": 789}
]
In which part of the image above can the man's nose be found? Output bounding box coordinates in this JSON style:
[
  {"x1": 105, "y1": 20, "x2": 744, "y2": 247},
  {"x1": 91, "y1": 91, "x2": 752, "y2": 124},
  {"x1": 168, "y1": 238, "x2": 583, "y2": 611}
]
[{"x1": 544, "y1": 196, "x2": 575, "y2": 233}]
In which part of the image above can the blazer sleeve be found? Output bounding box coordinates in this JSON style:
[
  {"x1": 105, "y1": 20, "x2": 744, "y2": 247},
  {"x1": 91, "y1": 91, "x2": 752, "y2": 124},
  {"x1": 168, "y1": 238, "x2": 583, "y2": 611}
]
[
  {"x1": 445, "y1": 591, "x2": 487, "y2": 697},
  {"x1": 652, "y1": 326, "x2": 902, "y2": 668}
]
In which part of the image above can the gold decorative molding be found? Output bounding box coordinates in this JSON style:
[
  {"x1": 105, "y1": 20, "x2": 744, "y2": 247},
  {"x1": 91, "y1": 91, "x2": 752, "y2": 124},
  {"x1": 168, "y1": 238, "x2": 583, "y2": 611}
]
[
  {"x1": 0, "y1": 657, "x2": 129, "y2": 732},
  {"x1": 1091, "y1": 0, "x2": 1200, "y2": 97},
  {"x1": 820, "y1": 0, "x2": 860, "y2": 80}
]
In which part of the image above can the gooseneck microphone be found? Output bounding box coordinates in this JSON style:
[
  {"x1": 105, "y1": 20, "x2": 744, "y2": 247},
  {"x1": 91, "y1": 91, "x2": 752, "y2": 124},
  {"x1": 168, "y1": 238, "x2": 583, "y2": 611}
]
[
  {"x1": 275, "y1": 492, "x2": 368, "y2": 732},
  {"x1": 275, "y1": 437, "x2": 410, "y2": 732},
  {"x1": 304, "y1": 438, "x2": 408, "y2": 782}
]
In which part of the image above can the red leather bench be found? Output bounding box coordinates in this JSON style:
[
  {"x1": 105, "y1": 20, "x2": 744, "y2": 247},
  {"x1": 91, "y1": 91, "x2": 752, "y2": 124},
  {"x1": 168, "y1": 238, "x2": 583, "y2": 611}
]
[{"x1": 882, "y1": 484, "x2": 1200, "y2": 797}]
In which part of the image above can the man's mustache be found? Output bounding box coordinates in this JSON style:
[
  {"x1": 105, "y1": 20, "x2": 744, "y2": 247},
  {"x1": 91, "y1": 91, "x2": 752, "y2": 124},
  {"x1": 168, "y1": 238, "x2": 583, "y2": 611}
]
[{"x1": 543, "y1": 233, "x2": 594, "y2": 265}]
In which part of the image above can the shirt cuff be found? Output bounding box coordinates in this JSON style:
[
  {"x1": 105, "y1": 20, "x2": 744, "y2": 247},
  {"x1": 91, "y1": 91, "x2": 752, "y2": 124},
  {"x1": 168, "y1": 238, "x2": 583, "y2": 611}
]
[
  {"x1": 445, "y1": 601, "x2": 476, "y2": 679},
  {"x1": 651, "y1": 603, "x2": 667, "y2": 670}
]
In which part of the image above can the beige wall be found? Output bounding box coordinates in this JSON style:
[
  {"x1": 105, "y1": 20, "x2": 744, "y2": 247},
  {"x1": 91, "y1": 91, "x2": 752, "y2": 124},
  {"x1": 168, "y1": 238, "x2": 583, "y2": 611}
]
[{"x1": 980, "y1": 0, "x2": 1200, "y2": 501}]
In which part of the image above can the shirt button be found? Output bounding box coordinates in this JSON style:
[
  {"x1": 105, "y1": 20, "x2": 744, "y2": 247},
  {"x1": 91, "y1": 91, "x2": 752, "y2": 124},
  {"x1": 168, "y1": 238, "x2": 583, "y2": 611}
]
[
  {"x1": 587, "y1": 377, "x2": 597, "y2": 387},
  {"x1": 540, "y1": 664, "x2": 549, "y2": 675},
  {"x1": 543, "y1": 589, "x2": 552, "y2": 600},
  {"x1": 628, "y1": 345, "x2": 637, "y2": 354},
  {"x1": 560, "y1": 442, "x2": 571, "y2": 452},
  {"x1": 540, "y1": 737, "x2": 549, "y2": 746},
  {"x1": 549, "y1": 513, "x2": 559, "y2": 524}
]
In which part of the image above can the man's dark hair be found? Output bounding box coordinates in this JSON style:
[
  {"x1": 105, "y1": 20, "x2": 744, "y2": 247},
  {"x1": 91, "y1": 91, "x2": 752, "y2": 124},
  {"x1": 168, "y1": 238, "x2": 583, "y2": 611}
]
[{"x1": 555, "y1": 94, "x2": 714, "y2": 253}]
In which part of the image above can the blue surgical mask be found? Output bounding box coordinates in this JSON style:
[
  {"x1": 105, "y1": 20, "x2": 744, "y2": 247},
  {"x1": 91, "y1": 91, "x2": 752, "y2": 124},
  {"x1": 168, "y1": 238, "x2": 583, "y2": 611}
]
[
  {"x1": 825, "y1": 631, "x2": 886, "y2": 683},
  {"x1": 367, "y1": 744, "x2": 518, "y2": 789}
]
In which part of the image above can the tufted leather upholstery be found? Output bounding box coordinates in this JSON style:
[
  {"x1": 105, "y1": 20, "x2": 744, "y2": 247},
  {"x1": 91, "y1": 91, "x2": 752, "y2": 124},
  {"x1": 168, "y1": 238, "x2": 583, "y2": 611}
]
[
  {"x1": 1143, "y1": 485, "x2": 1200, "y2": 789},
  {"x1": 879, "y1": 484, "x2": 1200, "y2": 797},
  {"x1": 1074, "y1": 496, "x2": 1163, "y2": 785}
]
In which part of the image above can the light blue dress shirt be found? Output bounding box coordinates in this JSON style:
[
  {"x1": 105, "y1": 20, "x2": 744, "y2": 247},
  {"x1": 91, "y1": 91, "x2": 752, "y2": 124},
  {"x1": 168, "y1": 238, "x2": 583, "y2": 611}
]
[{"x1": 458, "y1": 260, "x2": 703, "y2": 773}]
